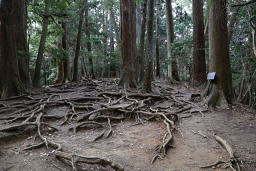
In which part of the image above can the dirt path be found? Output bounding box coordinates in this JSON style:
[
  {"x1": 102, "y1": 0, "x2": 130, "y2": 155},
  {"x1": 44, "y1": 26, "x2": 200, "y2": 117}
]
[{"x1": 0, "y1": 80, "x2": 255, "y2": 171}]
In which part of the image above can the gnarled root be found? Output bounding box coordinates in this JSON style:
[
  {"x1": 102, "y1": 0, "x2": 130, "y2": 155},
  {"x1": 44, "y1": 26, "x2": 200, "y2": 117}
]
[{"x1": 55, "y1": 151, "x2": 124, "y2": 171}]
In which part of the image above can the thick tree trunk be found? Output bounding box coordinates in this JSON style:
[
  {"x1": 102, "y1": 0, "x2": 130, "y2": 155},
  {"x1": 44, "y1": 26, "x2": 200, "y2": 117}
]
[
  {"x1": 165, "y1": 0, "x2": 179, "y2": 81},
  {"x1": 16, "y1": 0, "x2": 31, "y2": 89},
  {"x1": 119, "y1": 0, "x2": 137, "y2": 88},
  {"x1": 85, "y1": 5, "x2": 95, "y2": 79},
  {"x1": 72, "y1": 0, "x2": 86, "y2": 82},
  {"x1": 143, "y1": 0, "x2": 154, "y2": 92},
  {"x1": 138, "y1": 0, "x2": 147, "y2": 83},
  {"x1": 33, "y1": 0, "x2": 49, "y2": 87},
  {"x1": 0, "y1": 0, "x2": 24, "y2": 98},
  {"x1": 192, "y1": 0, "x2": 206, "y2": 85},
  {"x1": 207, "y1": 0, "x2": 232, "y2": 107},
  {"x1": 155, "y1": 0, "x2": 160, "y2": 78},
  {"x1": 62, "y1": 21, "x2": 69, "y2": 83}
]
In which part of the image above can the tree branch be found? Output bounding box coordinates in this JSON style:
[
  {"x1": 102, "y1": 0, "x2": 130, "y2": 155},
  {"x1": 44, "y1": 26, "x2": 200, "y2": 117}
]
[{"x1": 231, "y1": 0, "x2": 256, "y2": 7}]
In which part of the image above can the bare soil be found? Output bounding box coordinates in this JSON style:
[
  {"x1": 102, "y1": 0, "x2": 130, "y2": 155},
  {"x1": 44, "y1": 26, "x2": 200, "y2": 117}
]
[{"x1": 0, "y1": 80, "x2": 255, "y2": 171}]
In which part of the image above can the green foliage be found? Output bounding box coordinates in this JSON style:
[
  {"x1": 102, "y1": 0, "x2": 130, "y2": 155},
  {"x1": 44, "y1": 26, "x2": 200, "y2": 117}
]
[{"x1": 170, "y1": 38, "x2": 193, "y2": 58}]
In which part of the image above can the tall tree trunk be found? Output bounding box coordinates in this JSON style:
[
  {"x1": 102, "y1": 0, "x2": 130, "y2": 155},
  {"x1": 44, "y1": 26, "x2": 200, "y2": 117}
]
[
  {"x1": 119, "y1": 0, "x2": 137, "y2": 88},
  {"x1": 138, "y1": 0, "x2": 148, "y2": 83},
  {"x1": 72, "y1": 0, "x2": 86, "y2": 82},
  {"x1": 143, "y1": 0, "x2": 155, "y2": 92},
  {"x1": 16, "y1": 0, "x2": 31, "y2": 89},
  {"x1": 33, "y1": 0, "x2": 49, "y2": 87},
  {"x1": 0, "y1": 0, "x2": 24, "y2": 98},
  {"x1": 109, "y1": 11, "x2": 116, "y2": 77},
  {"x1": 155, "y1": 0, "x2": 160, "y2": 78},
  {"x1": 110, "y1": 9, "x2": 121, "y2": 47},
  {"x1": 251, "y1": 19, "x2": 256, "y2": 57},
  {"x1": 136, "y1": 3, "x2": 142, "y2": 44},
  {"x1": 102, "y1": 10, "x2": 108, "y2": 78},
  {"x1": 192, "y1": 0, "x2": 206, "y2": 85},
  {"x1": 85, "y1": 4, "x2": 95, "y2": 79},
  {"x1": 109, "y1": 11, "x2": 115, "y2": 52},
  {"x1": 206, "y1": 0, "x2": 232, "y2": 107},
  {"x1": 62, "y1": 21, "x2": 69, "y2": 83},
  {"x1": 81, "y1": 57, "x2": 88, "y2": 79},
  {"x1": 135, "y1": 3, "x2": 141, "y2": 80},
  {"x1": 165, "y1": 0, "x2": 179, "y2": 81}
]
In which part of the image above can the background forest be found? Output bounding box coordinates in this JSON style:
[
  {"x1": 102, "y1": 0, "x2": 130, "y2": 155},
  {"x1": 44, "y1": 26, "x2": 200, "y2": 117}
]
[
  {"x1": 0, "y1": 0, "x2": 256, "y2": 108},
  {"x1": 1, "y1": 1, "x2": 256, "y2": 170}
]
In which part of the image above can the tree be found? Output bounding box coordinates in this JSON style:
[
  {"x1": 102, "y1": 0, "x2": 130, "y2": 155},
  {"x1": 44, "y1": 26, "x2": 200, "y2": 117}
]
[
  {"x1": 54, "y1": 43, "x2": 64, "y2": 84},
  {"x1": 138, "y1": 0, "x2": 147, "y2": 83},
  {"x1": 0, "y1": 0, "x2": 24, "y2": 98},
  {"x1": 17, "y1": 0, "x2": 31, "y2": 88},
  {"x1": 85, "y1": 4, "x2": 95, "y2": 79},
  {"x1": 143, "y1": 0, "x2": 155, "y2": 92},
  {"x1": 155, "y1": 0, "x2": 160, "y2": 78},
  {"x1": 72, "y1": 0, "x2": 86, "y2": 82},
  {"x1": 206, "y1": 0, "x2": 232, "y2": 107},
  {"x1": 251, "y1": 17, "x2": 256, "y2": 57},
  {"x1": 109, "y1": 6, "x2": 120, "y2": 47},
  {"x1": 61, "y1": 20, "x2": 69, "y2": 83},
  {"x1": 165, "y1": 0, "x2": 179, "y2": 81},
  {"x1": 192, "y1": 0, "x2": 206, "y2": 85},
  {"x1": 119, "y1": 0, "x2": 137, "y2": 88},
  {"x1": 33, "y1": 0, "x2": 49, "y2": 87}
]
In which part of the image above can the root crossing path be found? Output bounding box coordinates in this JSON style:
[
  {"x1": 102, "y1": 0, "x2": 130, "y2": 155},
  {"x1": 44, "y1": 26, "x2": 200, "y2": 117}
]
[{"x1": 0, "y1": 79, "x2": 255, "y2": 170}]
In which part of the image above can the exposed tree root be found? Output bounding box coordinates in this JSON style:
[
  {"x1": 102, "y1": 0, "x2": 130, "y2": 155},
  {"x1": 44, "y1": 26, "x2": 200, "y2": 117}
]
[
  {"x1": 55, "y1": 151, "x2": 124, "y2": 171},
  {"x1": 151, "y1": 119, "x2": 174, "y2": 163},
  {"x1": 201, "y1": 135, "x2": 240, "y2": 171},
  {"x1": 0, "y1": 79, "x2": 209, "y2": 170}
]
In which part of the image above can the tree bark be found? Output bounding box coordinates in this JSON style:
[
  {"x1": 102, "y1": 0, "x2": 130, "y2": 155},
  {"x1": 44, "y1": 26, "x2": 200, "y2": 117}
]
[
  {"x1": 0, "y1": 0, "x2": 24, "y2": 98},
  {"x1": 102, "y1": 9, "x2": 108, "y2": 78},
  {"x1": 110, "y1": 8, "x2": 121, "y2": 47},
  {"x1": 192, "y1": 0, "x2": 206, "y2": 85},
  {"x1": 62, "y1": 21, "x2": 69, "y2": 83},
  {"x1": 72, "y1": 0, "x2": 86, "y2": 82},
  {"x1": 155, "y1": 0, "x2": 160, "y2": 78},
  {"x1": 207, "y1": 0, "x2": 232, "y2": 107},
  {"x1": 251, "y1": 19, "x2": 256, "y2": 57},
  {"x1": 109, "y1": 10, "x2": 115, "y2": 52},
  {"x1": 54, "y1": 55, "x2": 63, "y2": 84},
  {"x1": 143, "y1": 0, "x2": 155, "y2": 92},
  {"x1": 119, "y1": 0, "x2": 137, "y2": 88},
  {"x1": 165, "y1": 0, "x2": 179, "y2": 81},
  {"x1": 138, "y1": 0, "x2": 147, "y2": 83},
  {"x1": 136, "y1": 3, "x2": 142, "y2": 44},
  {"x1": 33, "y1": 0, "x2": 49, "y2": 87},
  {"x1": 81, "y1": 57, "x2": 88, "y2": 78},
  {"x1": 85, "y1": 4, "x2": 95, "y2": 79},
  {"x1": 16, "y1": 0, "x2": 31, "y2": 89},
  {"x1": 109, "y1": 11, "x2": 116, "y2": 77}
]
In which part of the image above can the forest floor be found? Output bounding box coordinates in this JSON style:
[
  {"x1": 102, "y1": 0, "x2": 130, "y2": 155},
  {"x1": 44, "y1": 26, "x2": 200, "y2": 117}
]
[{"x1": 0, "y1": 79, "x2": 255, "y2": 171}]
